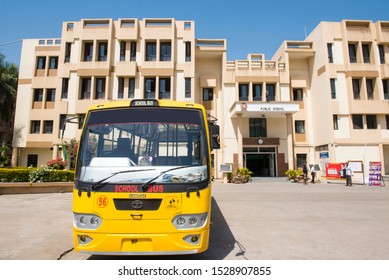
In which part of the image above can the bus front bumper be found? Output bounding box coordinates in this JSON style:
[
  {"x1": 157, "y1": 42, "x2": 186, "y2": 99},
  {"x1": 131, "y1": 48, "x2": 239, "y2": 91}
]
[{"x1": 73, "y1": 229, "x2": 210, "y2": 255}]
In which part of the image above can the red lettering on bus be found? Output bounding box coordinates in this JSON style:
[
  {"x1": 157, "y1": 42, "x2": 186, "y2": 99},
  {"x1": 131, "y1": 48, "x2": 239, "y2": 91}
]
[
  {"x1": 114, "y1": 185, "x2": 164, "y2": 192},
  {"x1": 147, "y1": 185, "x2": 164, "y2": 193},
  {"x1": 115, "y1": 185, "x2": 139, "y2": 192}
]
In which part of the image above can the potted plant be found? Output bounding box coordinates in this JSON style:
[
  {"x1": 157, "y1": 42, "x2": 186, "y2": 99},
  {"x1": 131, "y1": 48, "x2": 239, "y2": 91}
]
[
  {"x1": 285, "y1": 169, "x2": 302, "y2": 182},
  {"x1": 231, "y1": 167, "x2": 253, "y2": 183}
]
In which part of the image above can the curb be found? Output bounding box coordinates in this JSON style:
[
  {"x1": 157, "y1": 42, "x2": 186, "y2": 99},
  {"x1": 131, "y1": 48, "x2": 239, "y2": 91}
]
[{"x1": 0, "y1": 182, "x2": 73, "y2": 195}]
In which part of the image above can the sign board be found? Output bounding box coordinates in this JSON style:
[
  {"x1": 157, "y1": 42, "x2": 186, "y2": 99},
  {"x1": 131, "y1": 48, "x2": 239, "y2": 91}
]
[
  {"x1": 347, "y1": 161, "x2": 363, "y2": 173},
  {"x1": 369, "y1": 162, "x2": 383, "y2": 186},
  {"x1": 320, "y1": 152, "x2": 329, "y2": 158},
  {"x1": 219, "y1": 164, "x2": 232, "y2": 172},
  {"x1": 325, "y1": 163, "x2": 344, "y2": 180}
]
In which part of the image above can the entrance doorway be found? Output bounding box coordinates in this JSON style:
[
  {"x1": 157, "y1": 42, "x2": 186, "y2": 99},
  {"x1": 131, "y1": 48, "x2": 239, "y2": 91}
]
[{"x1": 244, "y1": 148, "x2": 277, "y2": 177}]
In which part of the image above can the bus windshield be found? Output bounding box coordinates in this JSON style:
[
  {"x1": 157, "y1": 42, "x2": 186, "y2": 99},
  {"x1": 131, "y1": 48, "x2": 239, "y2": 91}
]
[{"x1": 76, "y1": 107, "x2": 209, "y2": 186}]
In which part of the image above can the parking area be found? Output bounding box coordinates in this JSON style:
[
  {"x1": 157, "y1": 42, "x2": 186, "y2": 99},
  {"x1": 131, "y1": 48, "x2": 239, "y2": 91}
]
[{"x1": 0, "y1": 180, "x2": 388, "y2": 260}]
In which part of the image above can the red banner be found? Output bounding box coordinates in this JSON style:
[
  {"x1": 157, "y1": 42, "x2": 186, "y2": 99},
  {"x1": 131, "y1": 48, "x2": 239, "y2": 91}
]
[{"x1": 325, "y1": 163, "x2": 346, "y2": 180}]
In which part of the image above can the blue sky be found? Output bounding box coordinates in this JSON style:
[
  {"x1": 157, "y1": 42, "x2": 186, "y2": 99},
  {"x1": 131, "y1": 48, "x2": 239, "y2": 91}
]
[{"x1": 1, "y1": 0, "x2": 388, "y2": 66}]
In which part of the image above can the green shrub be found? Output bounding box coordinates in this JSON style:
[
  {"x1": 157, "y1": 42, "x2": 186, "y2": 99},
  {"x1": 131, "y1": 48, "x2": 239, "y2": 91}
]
[
  {"x1": 0, "y1": 168, "x2": 30, "y2": 182},
  {"x1": 0, "y1": 167, "x2": 74, "y2": 182},
  {"x1": 285, "y1": 169, "x2": 302, "y2": 181},
  {"x1": 29, "y1": 166, "x2": 74, "y2": 182},
  {"x1": 230, "y1": 167, "x2": 254, "y2": 183},
  {"x1": 48, "y1": 169, "x2": 75, "y2": 182}
]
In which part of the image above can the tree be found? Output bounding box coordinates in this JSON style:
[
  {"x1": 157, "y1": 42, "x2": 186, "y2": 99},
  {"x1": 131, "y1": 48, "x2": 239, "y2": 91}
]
[{"x1": 0, "y1": 52, "x2": 19, "y2": 147}]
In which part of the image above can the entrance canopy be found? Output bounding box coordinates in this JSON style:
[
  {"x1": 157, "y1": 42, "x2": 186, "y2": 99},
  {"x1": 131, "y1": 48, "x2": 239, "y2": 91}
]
[{"x1": 230, "y1": 102, "x2": 299, "y2": 118}]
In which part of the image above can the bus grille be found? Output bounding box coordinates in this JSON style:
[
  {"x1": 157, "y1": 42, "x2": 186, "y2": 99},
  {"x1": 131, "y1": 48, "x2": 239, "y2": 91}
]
[{"x1": 113, "y1": 199, "x2": 162, "y2": 211}]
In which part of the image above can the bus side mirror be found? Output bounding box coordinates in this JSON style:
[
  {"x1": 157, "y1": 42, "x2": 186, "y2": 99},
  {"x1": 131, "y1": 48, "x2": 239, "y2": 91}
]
[{"x1": 209, "y1": 124, "x2": 220, "y2": 150}]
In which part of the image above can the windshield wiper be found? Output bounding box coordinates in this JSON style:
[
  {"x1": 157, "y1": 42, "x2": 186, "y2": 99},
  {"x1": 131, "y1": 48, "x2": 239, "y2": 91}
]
[
  {"x1": 77, "y1": 169, "x2": 156, "y2": 197},
  {"x1": 140, "y1": 165, "x2": 191, "y2": 192}
]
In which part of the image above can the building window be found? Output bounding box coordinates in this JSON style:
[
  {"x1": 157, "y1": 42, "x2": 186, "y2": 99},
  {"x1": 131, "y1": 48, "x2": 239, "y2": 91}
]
[
  {"x1": 333, "y1": 115, "x2": 338, "y2": 130},
  {"x1": 159, "y1": 77, "x2": 171, "y2": 99},
  {"x1": 249, "y1": 118, "x2": 267, "y2": 137},
  {"x1": 33, "y1": 89, "x2": 43, "y2": 101},
  {"x1": 327, "y1": 43, "x2": 334, "y2": 63},
  {"x1": 30, "y1": 120, "x2": 40, "y2": 134},
  {"x1": 366, "y1": 115, "x2": 377, "y2": 129},
  {"x1": 185, "y1": 78, "x2": 191, "y2": 98},
  {"x1": 184, "y1": 22, "x2": 191, "y2": 29},
  {"x1": 61, "y1": 78, "x2": 69, "y2": 99},
  {"x1": 160, "y1": 42, "x2": 171, "y2": 61},
  {"x1": 144, "y1": 78, "x2": 156, "y2": 99},
  {"x1": 383, "y1": 79, "x2": 389, "y2": 100},
  {"x1": 65, "y1": 42, "x2": 71, "y2": 63},
  {"x1": 83, "y1": 42, "x2": 93, "y2": 61},
  {"x1": 118, "y1": 77, "x2": 124, "y2": 99},
  {"x1": 36, "y1": 56, "x2": 46, "y2": 69},
  {"x1": 43, "y1": 120, "x2": 53, "y2": 134},
  {"x1": 46, "y1": 89, "x2": 56, "y2": 102},
  {"x1": 185, "y1": 41, "x2": 191, "y2": 62},
  {"x1": 348, "y1": 43, "x2": 357, "y2": 63},
  {"x1": 98, "y1": 42, "x2": 108, "y2": 61},
  {"x1": 352, "y1": 79, "x2": 361, "y2": 100},
  {"x1": 95, "y1": 78, "x2": 106, "y2": 99},
  {"x1": 80, "y1": 78, "x2": 91, "y2": 99},
  {"x1": 145, "y1": 42, "x2": 156, "y2": 61},
  {"x1": 119, "y1": 41, "x2": 126, "y2": 61},
  {"x1": 352, "y1": 114, "x2": 363, "y2": 129},
  {"x1": 379, "y1": 45, "x2": 385, "y2": 64},
  {"x1": 202, "y1": 88, "x2": 213, "y2": 101},
  {"x1": 330, "y1": 79, "x2": 336, "y2": 99},
  {"x1": 49, "y1": 56, "x2": 58, "y2": 69},
  {"x1": 295, "y1": 121, "x2": 305, "y2": 134},
  {"x1": 128, "y1": 78, "x2": 135, "y2": 99},
  {"x1": 239, "y1": 84, "x2": 249, "y2": 101},
  {"x1": 266, "y1": 84, "x2": 275, "y2": 101},
  {"x1": 366, "y1": 79, "x2": 374, "y2": 100},
  {"x1": 293, "y1": 88, "x2": 303, "y2": 101},
  {"x1": 253, "y1": 84, "x2": 262, "y2": 101},
  {"x1": 67, "y1": 23, "x2": 74, "y2": 30},
  {"x1": 296, "y1": 154, "x2": 307, "y2": 168},
  {"x1": 362, "y1": 43, "x2": 371, "y2": 63},
  {"x1": 130, "y1": 41, "x2": 136, "y2": 61}
]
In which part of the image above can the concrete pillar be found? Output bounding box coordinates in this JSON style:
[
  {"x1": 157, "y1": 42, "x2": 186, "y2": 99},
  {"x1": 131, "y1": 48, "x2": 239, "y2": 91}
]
[
  {"x1": 53, "y1": 144, "x2": 59, "y2": 159},
  {"x1": 237, "y1": 114, "x2": 243, "y2": 168},
  {"x1": 286, "y1": 113, "x2": 294, "y2": 170}
]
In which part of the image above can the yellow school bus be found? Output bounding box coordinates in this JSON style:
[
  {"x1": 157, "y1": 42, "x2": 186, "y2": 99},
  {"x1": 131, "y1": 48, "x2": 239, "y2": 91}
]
[{"x1": 72, "y1": 99, "x2": 220, "y2": 255}]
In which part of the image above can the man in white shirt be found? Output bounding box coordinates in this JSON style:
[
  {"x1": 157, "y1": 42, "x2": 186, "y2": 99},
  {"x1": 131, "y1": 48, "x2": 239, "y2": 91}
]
[{"x1": 345, "y1": 164, "x2": 353, "y2": 186}]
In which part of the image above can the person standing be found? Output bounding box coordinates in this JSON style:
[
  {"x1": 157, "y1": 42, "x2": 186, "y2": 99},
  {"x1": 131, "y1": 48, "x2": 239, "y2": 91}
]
[
  {"x1": 345, "y1": 164, "x2": 353, "y2": 186},
  {"x1": 302, "y1": 163, "x2": 308, "y2": 184},
  {"x1": 310, "y1": 165, "x2": 316, "y2": 184}
]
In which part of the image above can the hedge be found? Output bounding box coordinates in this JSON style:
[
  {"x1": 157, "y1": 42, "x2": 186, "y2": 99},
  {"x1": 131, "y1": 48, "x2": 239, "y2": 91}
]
[{"x1": 0, "y1": 168, "x2": 75, "y2": 183}]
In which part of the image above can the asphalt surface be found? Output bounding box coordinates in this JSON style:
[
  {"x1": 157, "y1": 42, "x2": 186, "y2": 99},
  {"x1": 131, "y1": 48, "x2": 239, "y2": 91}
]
[{"x1": 0, "y1": 180, "x2": 388, "y2": 260}]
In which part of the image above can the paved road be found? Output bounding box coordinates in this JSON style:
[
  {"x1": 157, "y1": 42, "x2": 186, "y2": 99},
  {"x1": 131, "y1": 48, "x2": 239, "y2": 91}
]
[{"x1": 0, "y1": 180, "x2": 388, "y2": 260}]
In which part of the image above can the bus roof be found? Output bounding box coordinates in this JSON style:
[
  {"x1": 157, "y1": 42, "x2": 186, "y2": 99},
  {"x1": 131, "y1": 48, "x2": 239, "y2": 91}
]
[{"x1": 88, "y1": 99, "x2": 205, "y2": 112}]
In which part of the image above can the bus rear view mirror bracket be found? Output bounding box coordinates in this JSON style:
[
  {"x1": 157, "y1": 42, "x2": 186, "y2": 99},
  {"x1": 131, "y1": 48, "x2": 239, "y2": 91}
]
[{"x1": 209, "y1": 124, "x2": 220, "y2": 150}]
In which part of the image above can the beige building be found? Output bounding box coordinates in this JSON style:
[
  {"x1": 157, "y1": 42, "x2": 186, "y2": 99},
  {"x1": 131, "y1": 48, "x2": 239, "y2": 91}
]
[{"x1": 12, "y1": 18, "x2": 389, "y2": 180}]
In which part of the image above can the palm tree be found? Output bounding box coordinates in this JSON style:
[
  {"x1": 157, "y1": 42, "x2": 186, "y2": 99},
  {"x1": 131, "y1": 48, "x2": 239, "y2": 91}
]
[{"x1": 0, "y1": 52, "x2": 19, "y2": 148}]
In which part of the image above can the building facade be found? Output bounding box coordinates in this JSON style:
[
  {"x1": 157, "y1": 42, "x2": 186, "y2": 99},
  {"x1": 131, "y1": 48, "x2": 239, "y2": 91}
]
[{"x1": 12, "y1": 18, "x2": 389, "y2": 179}]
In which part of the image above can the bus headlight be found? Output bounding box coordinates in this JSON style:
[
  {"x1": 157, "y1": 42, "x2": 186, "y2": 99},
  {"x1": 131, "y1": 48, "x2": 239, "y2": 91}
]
[
  {"x1": 172, "y1": 213, "x2": 208, "y2": 229},
  {"x1": 73, "y1": 213, "x2": 102, "y2": 229}
]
